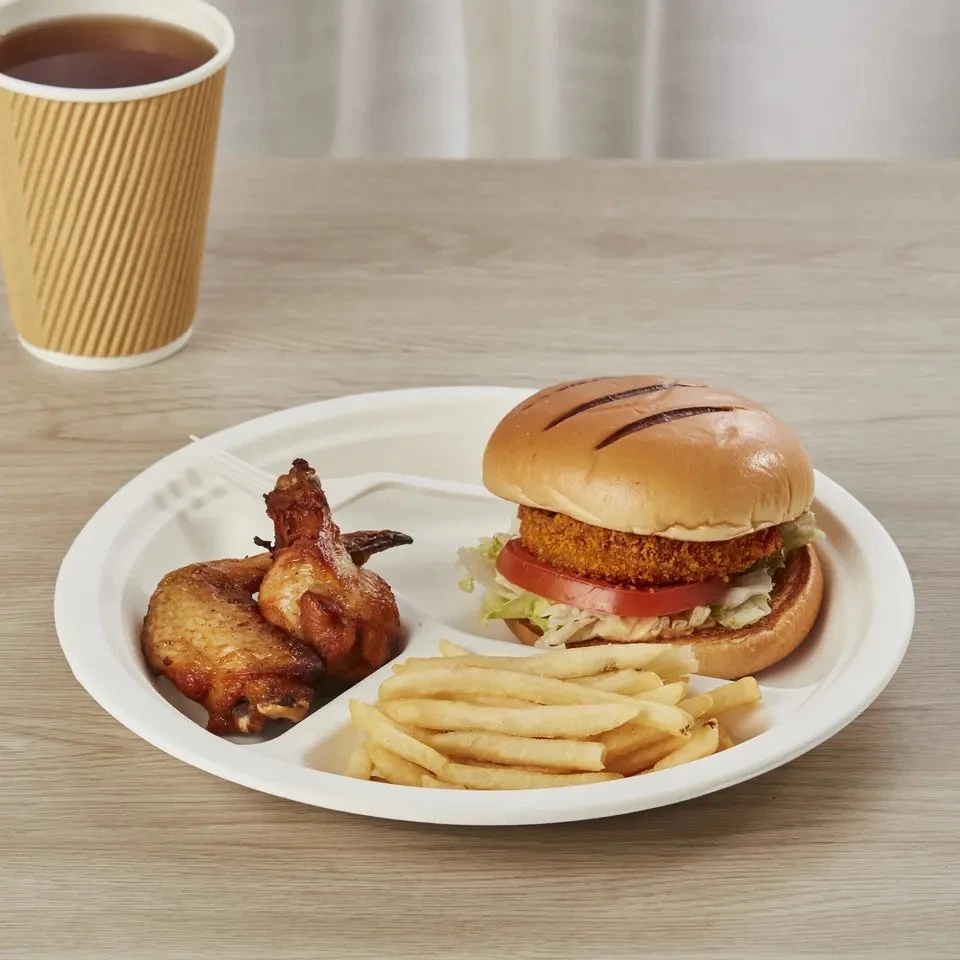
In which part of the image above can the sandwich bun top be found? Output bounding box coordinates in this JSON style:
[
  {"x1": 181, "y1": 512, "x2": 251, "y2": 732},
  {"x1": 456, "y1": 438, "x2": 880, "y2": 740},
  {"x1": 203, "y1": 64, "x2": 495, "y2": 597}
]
[{"x1": 482, "y1": 376, "x2": 814, "y2": 542}]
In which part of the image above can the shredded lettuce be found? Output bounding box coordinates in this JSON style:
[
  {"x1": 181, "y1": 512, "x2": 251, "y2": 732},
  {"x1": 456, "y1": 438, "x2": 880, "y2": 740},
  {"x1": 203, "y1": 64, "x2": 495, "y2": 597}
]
[
  {"x1": 713, "y1": 594, "x2": 772, "y2": 629},
  {"x1": 781, "y1": 511, "x2": 823, "y2": 554},
  {"x1": 716, "y1": 566, "x2": 771, "y2": 607},
  {"x1": 762, "y1": 510, "x2": 824, "y2": 575},
  {"x1": 456, "y1": 513, "x2": 823, "y2": 648},
  {"x1": 457, "y1": 533, "x2": 511, "y2": 593}
]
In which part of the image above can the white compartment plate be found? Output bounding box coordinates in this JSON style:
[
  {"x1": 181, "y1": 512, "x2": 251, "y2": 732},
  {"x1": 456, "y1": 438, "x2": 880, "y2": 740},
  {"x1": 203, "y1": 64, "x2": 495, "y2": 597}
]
[{"x1": 55, "y1": 387, "x2": 914, "y2": 825}]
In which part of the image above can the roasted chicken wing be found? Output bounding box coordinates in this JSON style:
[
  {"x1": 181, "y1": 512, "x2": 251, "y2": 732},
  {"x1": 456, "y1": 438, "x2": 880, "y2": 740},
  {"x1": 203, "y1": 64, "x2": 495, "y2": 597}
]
[
  {"x1": 141, "y1": 459, "x2": 411, "y2": 735},
  {"x1": 257, "y1": 460, "x2": 404, "y2": 684},
  {"x1": 257, "y1": 529, "x2": 413, "y2": 567},
  {"x1": 141, "y1": 555, "x2": 323, "y2": 735}
]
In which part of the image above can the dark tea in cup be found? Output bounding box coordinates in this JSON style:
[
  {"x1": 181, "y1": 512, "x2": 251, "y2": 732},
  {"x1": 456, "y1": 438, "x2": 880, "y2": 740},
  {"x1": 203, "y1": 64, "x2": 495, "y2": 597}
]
[{"x1": 0, "y1": 14, "x2": 215, "y2": 89}]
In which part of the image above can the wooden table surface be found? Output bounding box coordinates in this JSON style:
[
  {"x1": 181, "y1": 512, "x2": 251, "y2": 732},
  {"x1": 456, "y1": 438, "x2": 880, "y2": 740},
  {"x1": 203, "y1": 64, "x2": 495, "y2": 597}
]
[{"x1": 1, "y1": 162, "x2": 956, "y2": 960}]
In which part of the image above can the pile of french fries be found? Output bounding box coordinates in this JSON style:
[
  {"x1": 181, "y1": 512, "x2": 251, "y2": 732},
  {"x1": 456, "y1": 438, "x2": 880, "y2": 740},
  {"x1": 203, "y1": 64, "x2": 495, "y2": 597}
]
[{"x1": 345, "y1": 639, "x2": 762, "y2": 790}]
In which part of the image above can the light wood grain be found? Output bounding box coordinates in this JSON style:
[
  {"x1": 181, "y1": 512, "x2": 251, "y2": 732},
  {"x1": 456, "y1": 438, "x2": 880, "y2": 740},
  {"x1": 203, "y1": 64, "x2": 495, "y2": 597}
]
[{"x1": 0, "y1": 161, "x2": 957, "y2": 960}]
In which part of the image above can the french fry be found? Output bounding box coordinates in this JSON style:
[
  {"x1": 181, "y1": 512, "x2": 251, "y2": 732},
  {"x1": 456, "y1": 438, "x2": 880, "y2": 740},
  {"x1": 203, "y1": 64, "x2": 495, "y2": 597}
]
[
  {"x1": 348, "y1": 701, "x2": 449, "y2": 777},
  {"x1": 677, "y1": 693, "x2": 714, "y2": 720},
  {"x1": 367, "y1": 747, "x2": 465, "y2": 788},
  {"x1": 454, "y1": 760, "x2": 575, "y2": 775},
  {"x1": 422, "y1": 730, "x2": 606, "y2": 772},
  {"x1": 648, "y1": 646, "x2": 700, "y2": 681},
  {"x1": 367, "y1": 744, "x2": 433, "y2": 787},
  {"x1": 461, "y1": 694, "x2": 537, "y2": 709},
  {"x1": 634, "y1": 681, "x2": 687, "y2": 706},
  {"x1": 705, "y1": 678, "x2": 762, "y2": 716},
  {"x1": 438, "y1": 761, "x2": 621, "y2": 790},
  {"x1": 439, "y1": 638, "x2": 473, "y2": 657},
  {"x1": 594, "y1": 723, "x2": 662, "y2": 760},
  {"x1": 717, "y1": 725, "x2": 737, "y2": 751},
  {"x1": 345, "y1": 640, "x2": 762, "y2": 788},
  {"x1": 605, "y1": 733, "x2": 690, "y2": 775},
  {"x1": 344, "y1": 739, "x2": 372, "y2": 779},
  {"x1": 592, "y1": 703, "x2": 694, "y2": 760},
  {"x1": 380, "y1": 698, "x2": 641, "y2": 739},
  {"x1": 422, "y1": 774, "x2": 466, "y2": 789},
  {"x1": 377, "y1": 683, "x2": 534, "y2": 711},
  {"x1": 379, "y1": 666, "x2": 645, "y2": 707},
  {"x1": 652, "y1": 719, "x2": 720, "y2": 771},
  {"x1": 628, "y1": 701, "x2": 693, "y2": 736},
  {"x1": 574, "y1": 670, "x2": 662, "y2": 694},
  {"x1": 393, "y1": 643, "x2": 687, "y2": 679}
]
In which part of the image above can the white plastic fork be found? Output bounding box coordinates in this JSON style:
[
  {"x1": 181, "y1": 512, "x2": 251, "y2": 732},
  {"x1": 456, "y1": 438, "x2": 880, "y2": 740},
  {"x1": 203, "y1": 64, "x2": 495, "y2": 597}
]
[{"x1": 187, "y1": 435, "x2": 488, "y2": 510}]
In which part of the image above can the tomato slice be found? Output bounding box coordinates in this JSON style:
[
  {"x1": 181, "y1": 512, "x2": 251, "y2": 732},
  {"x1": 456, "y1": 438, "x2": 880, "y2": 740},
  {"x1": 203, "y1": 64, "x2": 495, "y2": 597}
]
[{"x1": 494, "y1": 539, "x2": 727, "y2": 618}]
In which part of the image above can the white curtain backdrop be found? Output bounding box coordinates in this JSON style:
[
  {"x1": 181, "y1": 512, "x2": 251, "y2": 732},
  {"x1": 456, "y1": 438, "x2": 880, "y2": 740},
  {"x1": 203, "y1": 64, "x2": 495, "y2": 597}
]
[{"x1": 214, "y1": 0, "x2": 960, "y2": 158}]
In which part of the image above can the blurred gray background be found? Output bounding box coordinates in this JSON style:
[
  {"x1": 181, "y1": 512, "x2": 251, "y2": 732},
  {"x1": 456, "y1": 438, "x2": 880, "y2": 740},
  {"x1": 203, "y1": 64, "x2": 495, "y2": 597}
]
[{"x1": 213, "y1": 0, "x2": 960, "y2": 159}]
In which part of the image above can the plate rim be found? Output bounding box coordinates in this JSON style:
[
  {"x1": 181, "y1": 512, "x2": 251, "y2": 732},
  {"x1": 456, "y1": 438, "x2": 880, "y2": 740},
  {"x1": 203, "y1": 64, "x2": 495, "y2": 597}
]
[{"x1": 54, "y1": 385, "x2": 915, "y2": 826}]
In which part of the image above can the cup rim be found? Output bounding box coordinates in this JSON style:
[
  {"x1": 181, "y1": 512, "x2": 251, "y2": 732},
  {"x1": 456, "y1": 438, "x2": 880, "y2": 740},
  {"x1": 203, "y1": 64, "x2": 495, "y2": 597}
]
[{"x1": 0, "y1": 0, "x2": 234, "y2": 102}]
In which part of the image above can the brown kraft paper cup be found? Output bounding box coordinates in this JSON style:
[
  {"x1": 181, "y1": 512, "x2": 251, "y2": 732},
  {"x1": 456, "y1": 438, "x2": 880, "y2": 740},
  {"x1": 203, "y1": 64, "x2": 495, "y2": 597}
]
[{"x1": 0, "y1": 0, "x2": 234, "y2": 369}]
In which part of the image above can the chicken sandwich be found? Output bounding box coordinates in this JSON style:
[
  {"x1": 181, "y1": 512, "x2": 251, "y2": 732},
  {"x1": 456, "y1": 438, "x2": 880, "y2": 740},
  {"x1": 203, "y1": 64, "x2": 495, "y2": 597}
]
[{"x1": 459, "y1": 376, "x2": 824, "y2": 679}]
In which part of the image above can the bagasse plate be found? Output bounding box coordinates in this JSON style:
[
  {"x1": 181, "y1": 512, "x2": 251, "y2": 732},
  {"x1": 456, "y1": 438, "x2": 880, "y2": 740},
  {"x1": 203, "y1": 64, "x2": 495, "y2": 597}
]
[{"x1": 55, "y1": 387, "x2": 914, "y2": 825}]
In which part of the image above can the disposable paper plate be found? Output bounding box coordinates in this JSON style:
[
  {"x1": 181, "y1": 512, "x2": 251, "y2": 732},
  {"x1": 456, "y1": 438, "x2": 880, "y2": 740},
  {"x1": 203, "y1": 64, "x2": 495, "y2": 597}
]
[{"x1": 55, "y1": 387, "x2": 914, "y2": 825}]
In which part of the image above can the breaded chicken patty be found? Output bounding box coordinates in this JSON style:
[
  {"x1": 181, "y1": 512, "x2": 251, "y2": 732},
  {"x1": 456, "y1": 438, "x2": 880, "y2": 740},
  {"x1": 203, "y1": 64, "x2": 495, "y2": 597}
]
[{"x1": 517, "y1": 506, "x2": 782, "y2": 586}]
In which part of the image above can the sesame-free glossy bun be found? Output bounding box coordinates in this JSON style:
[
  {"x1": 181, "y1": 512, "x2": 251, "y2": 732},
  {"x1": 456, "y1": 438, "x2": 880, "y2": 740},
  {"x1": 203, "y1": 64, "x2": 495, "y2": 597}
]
[
  {"x1": 506, "y1": 545, "x2": 824, "y2": 680},
  {"x1": 483, "y1": 376, "x2": 815, "y2": 541}
]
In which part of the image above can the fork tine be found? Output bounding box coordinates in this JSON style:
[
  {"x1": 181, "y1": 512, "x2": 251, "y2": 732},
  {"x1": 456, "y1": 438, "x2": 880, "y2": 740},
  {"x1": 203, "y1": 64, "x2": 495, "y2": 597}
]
[
  {"x1": 189, "y1": 435, "x2": 274, "y2": 497},
  {"x1": 210, "y1": 453, "x2": 271, "y2": 492},
  {"x1": 215, "y1": 451, "x2": 272, "y2": 487}
]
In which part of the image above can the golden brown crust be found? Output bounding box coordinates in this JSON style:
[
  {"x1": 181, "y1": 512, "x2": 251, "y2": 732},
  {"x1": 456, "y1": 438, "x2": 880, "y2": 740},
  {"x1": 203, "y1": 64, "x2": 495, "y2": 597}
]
[
  {"x1": 506, "y1": 546, "x2": 824, "y2": 680},
  {"x1": 258, "y1": 459, "x2": 404, "y2": 685},
  {"x1": 140, "y1": 556, "x2": 322, "y2": 735},
  {"x1": 517, "y1": 505, "x2": 782, "y2": 585},
  {"x1": 483, "y1": 376, "x2": 815, "y2": 541},
  {"x1": 264, "y1": 457, "x2": 342, "y2": 549}
]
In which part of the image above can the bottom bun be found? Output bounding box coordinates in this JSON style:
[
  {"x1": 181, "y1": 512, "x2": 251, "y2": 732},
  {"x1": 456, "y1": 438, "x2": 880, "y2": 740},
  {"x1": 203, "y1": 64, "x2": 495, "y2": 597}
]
[{"x1": 505, "y1": 545, "x2": 824, "y2": 680}]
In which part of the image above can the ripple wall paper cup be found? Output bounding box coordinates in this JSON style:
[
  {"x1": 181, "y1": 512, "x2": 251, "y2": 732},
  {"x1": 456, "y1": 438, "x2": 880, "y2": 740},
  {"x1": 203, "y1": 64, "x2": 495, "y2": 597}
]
[{"x1": 0, "y1": 0, "x2": 233, "y2": 370}]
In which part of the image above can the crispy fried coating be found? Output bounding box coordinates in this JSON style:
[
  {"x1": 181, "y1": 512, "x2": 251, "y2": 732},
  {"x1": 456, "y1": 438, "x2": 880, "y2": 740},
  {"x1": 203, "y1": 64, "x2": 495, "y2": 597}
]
[{"x1": 517, "y1": 506, "x2": 782, "y2": 585}]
